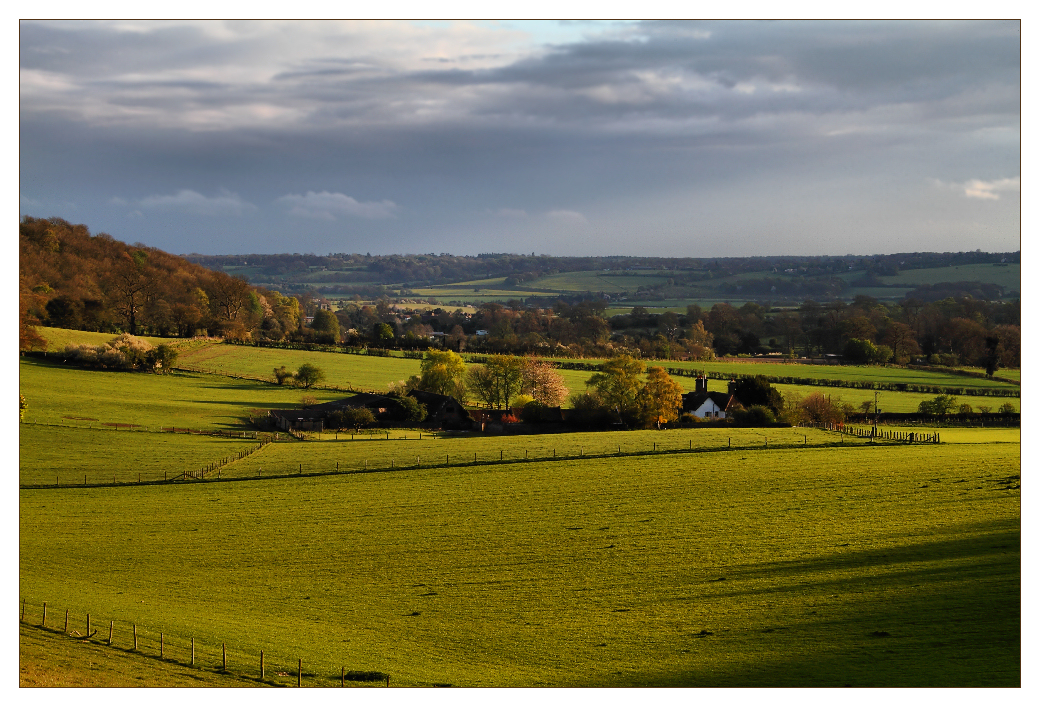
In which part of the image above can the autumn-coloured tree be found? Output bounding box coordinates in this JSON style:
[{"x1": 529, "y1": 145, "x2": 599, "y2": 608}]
[
  {"x1": 19, "y1": 275, "x2": 48, "y2": 351},
  {"x1": 637, "y1": 366, "x2": 684, "y2": 427},
  {"x1": 520, "y1": 359, "x2": 569, "y2": 407}
]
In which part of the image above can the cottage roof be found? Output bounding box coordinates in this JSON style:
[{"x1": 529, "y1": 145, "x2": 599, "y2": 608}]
[{"x1": 682, "y1": 391, "x2": 740, "y2": 412}]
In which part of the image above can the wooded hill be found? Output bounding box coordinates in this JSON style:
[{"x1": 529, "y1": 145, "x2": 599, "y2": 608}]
[{"x1": 19, "y1": 216, "x2": 298, "y2": 349}]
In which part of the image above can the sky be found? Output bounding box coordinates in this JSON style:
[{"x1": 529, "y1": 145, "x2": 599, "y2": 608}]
[{"x1": 19, "y1": 18, "x2": 1022, "y2": 258}]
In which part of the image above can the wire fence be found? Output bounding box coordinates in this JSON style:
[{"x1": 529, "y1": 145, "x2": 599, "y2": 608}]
[
  {"x1": 800, "y1": 421, "x2": 940, "y2": 443},
  {"x1": 19, "y1": 598, "x2": 392, "y2": 688},
  {"x1": 25, "y1": 428, "x2": 923, "y2": 489}
]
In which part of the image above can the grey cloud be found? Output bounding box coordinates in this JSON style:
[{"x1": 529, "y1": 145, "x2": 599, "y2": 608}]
[
  {"x1": 18, "y1": 20, "x2": 1020, "y2": 257},
  {"x1": 138, "y1": 189, "x2": 256, "y2": 216},
  {"x1": 275, "y1": 191, "x2": 398, "y2": 220}
]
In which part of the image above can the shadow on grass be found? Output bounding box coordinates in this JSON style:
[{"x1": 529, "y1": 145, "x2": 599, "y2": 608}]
[{"x1": 608, "y1": 519, "x2": 1021, "y2": 687}]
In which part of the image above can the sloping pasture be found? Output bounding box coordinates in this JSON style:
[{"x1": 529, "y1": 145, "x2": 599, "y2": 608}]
[
  {"x1": 19, "y1": 426, "x2": 258, "y2": 485},
  {"x1": 35, "y1": 326, "x2": 171, "y2": 352},
  {"x1": 176, "y1": 343, "x2": 421, "y2": 391},
  {"x1": 19, "y1": 358, "x2": 343, "y2": 430},
  {"x1": 20, "y1": 440, "x2": 1019, "y2": 687}
]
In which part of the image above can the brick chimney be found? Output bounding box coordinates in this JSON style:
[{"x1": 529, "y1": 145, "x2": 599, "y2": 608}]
[{"x1": 696, "y1": 375, "x2": 708, "y2": 394}]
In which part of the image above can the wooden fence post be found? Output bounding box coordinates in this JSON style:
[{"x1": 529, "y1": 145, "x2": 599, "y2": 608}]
[
  {"x1": 134, "y1": 624, "x2": 138, "y2": 650},
  {"x1": 109, "y1": 621, "x2": 113, "y2": 645},
  {"x1": 21, "y1": 599, "x2": 25, "y2": 622},
  {"x1": 298, "y1": 658, "x2": 302, "y2": 687},
  {"x1": 261, "y1": 650, "x2": 265, "y2": 679},
  {"x1": 64, "y1": 609, "x2": 68, "y2": 633},
  {"x1": 222, "y1": 643, "x2": 227, "y2": 671},
  {"x1": 42, "y1": 602, "x2": 46, "y2": 627},
  {"x1": 341, "y1": 666, "x2": 344, "y2": 687},
  {"x1": 87, "y1": 614, "x2": 90, "y2": 637},
  {"x1": 191, "y1": 637, "x2": 194, "y2": 665},
  {"x1": 160, "y1": 632, "x2": 164, "y2": 659}
]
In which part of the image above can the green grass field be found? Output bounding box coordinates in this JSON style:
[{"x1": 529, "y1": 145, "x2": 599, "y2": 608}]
[
  {"x1": 18, "y1": 425, "x2": 261, "y2": 485},
  {"x1": 35, "y1": 326, "x2": 173, "y2": 352},
  {"x1": 19, "y1": 358, "x2": 344, "y2": 430},
  {"x1": 19, "y1": 350, "x2": 1020, "y2": 686},
  {"x1": 20, "y1": 438, "x2": 1019, "y2": 687},
  {"x1": 878, "y1": 263, "x2": 1020, "y2": 290},
  {"x1": 176, "y1": 342, "x2": 421, "y2": 392}
]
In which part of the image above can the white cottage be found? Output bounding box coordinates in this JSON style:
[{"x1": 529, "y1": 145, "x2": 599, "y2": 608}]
[{"x1": 682, "y1": 376, "x2": 741, "y2": 419}]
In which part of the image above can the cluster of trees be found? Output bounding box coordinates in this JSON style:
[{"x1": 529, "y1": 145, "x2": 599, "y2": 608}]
[
  {"x1": 392, "y1": 351, "x2": 570, "y2": 412},
  {"x1": 568, "y1": 355, "x2": 685, "y2": 429},
  {"x1": 62, "y1": 334, "x2": 178, "y2": 373},
  {"x1": 273, "y1": 363, "x2": 326, "y2": 389},
  {"x1": 324, "y1": 394, "x2": 427, "y2": 432},
  {"x1": 377, "y1": 294, "x2": 1019, "y2": 371},
  {"x1": 915, "y1": 394, "x2": 1016, "y2": 415}
]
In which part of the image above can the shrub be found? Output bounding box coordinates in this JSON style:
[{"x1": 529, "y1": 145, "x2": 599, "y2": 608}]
[
  {"x1": 388, "y1": 394, "x2": 427, "y2": 423},
  {"x1": 294, "y1": 363, "x2": 326, "y2": 389},
  {"x1": 733, "y1": 405, "x2": 776, "y2": 425},
  {"x1": 274, "y1": 366, "x2": 294, "y2": 385},
  {"x1": 918, "y1": 394, "x2": 958, "y2": 415},
  {"x1": 63, "y1": 334, "x2": 173, "y2": 373},
  {"x1": 329, "y1": 407, "x2": 376, "y2": 431}
]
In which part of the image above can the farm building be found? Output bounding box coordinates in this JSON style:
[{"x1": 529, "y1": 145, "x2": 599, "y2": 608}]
[
  {"x1": 407, "y1": 390, "x2": 472, "y2": 429},
  {"x1": 681, "y1": 377, "x2": 742, "y2": 419},
  {"x1": 271, "y1": 390, "x2": 471, "y2": 430},
  {"x1": 268, "y1": 408, "x2": 329, "y2": 432}
]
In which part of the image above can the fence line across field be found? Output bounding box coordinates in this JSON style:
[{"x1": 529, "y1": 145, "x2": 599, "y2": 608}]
[
  {"x1": 20, "y1": 427, "x2": 937, "y2": 489},
  {"x1": 19, "y1": 597, "x2": 392, "y2": 687}
]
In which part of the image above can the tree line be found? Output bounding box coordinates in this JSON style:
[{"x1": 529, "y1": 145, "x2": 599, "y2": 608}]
[{"x1": 21, "y1": 216, "x2": 1019, "y2": 377}]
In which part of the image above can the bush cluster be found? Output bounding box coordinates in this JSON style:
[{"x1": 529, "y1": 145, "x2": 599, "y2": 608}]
[{"x1": 63, "y1": 334, "x2": 178, "y2": 373}]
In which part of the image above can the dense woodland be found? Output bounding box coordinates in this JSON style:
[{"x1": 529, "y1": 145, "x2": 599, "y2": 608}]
[{"x1": 20, "y1": 216, "x2": 1019, "y2": 370}]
